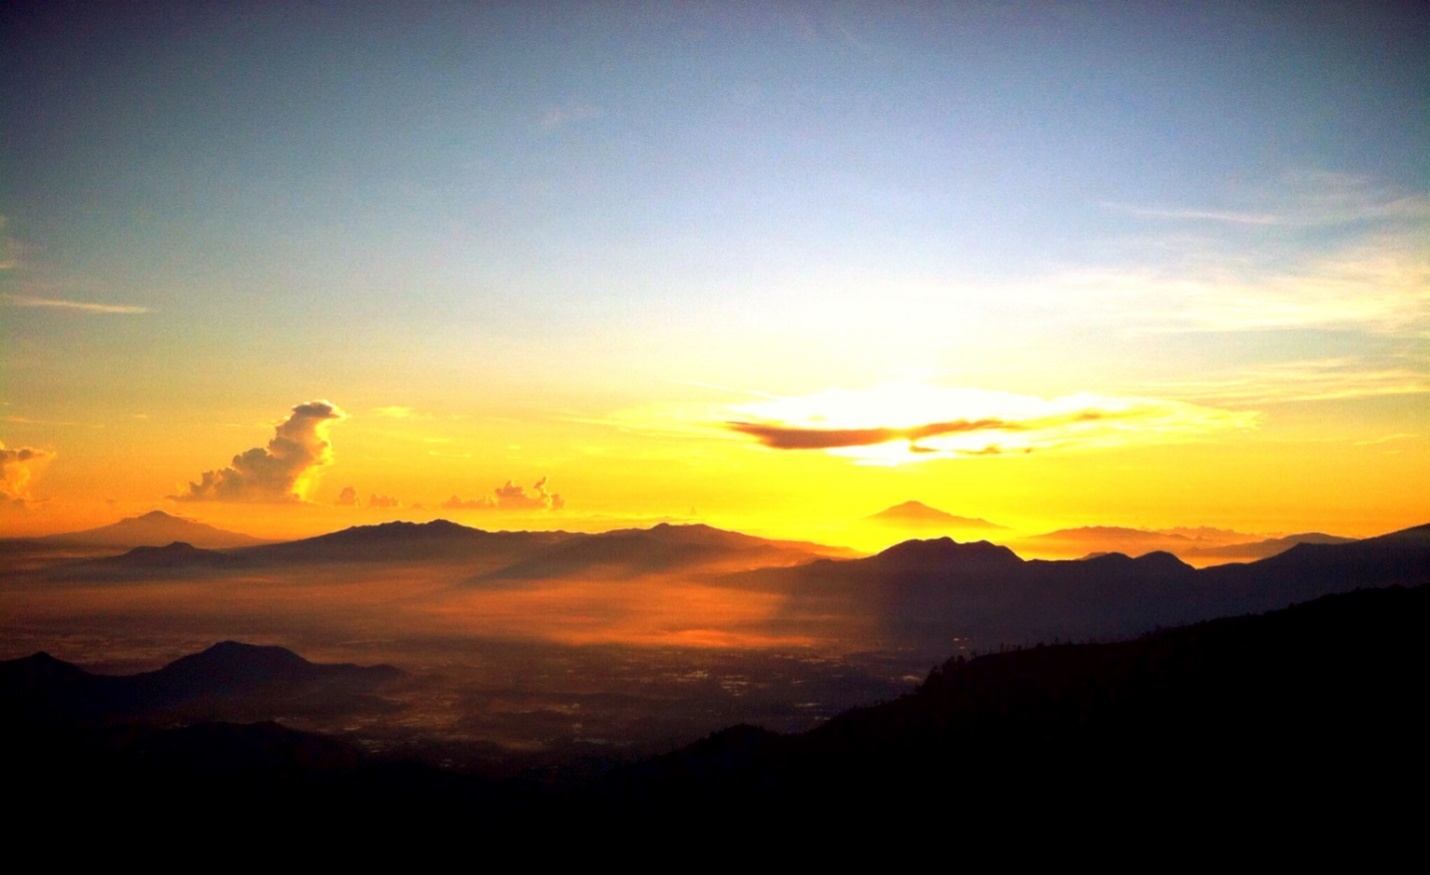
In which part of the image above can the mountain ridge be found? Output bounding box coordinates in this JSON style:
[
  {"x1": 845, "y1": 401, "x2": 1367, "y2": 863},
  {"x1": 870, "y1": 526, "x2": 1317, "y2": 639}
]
[
  {"x1": 29, "y1": 510, "x2": 269, "y2": 550},
  {"x1": 864, "y1": 500, "x2": 1005, "y2": 530}
]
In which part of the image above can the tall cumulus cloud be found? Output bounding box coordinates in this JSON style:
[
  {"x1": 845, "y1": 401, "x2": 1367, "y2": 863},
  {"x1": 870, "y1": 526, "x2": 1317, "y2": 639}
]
[
  {"x1": 174, "y1": 401, "x2": 345, "y2": 502},
  {"x1": 0, "y1": 441, "x2": 54, "y2": 505}
]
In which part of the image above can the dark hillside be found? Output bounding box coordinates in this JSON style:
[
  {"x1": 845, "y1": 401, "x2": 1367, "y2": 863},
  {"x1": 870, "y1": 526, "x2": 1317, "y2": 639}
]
[{"x1": 594, "y1": 584, "x2": 1429, "y2": 835}]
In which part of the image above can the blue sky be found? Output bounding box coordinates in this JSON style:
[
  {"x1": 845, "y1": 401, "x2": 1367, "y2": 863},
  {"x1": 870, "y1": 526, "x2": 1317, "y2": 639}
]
[{"x1": 2, "y1": 2, "x2": 1427, "y2": 537}]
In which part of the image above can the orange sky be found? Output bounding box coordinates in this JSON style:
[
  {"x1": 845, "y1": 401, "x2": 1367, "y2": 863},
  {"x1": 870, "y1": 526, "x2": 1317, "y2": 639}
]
[{"x1": 3, "y1": 5, "x2": 1427, "y2": 546}]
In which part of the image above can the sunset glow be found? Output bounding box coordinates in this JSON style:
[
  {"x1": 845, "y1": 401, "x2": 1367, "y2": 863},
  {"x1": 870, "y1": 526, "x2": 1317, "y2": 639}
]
[
  {"x1": 1, "y1": 3, "x2": 1425, "y2": 546},
  {"x1": 3, "y1": 6, "x2": 1429, "y2": 837}
]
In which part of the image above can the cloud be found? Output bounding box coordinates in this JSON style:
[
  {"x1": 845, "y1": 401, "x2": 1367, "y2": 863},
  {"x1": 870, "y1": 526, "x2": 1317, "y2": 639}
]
[
  {"x1": 442, "y1": 495, "x2": 490, "y2": 510},
  {"x1": 1138, "y1": 357, "x2": 1430, "y2": 406},
  {"x1": 1102, "y1": 204, "x2": 1281, "y2": 225},
  {"x1": 1058, "y1": 237, "x2": 1430, "y2": 335},
  {"x1": 0, "y1": 441, "x2": 54, "y2": 505},
  {"x1": 1074, "y1": 177, "x2": 1430, "y2": 337},
  {"x1": 336, "y1": 486, "x2": 397, "y2": 507},
  {"x1": 722, "y1": 384, "x2": 1253, "y2": 465},
  {"x1": 1355, "y1": 433, "x2": 1416, "y2": 447},
  {"x1": 442, "y1": 477, "x2": 564, "y2": 512},
  {"x1": 1104, "y1": 174, "x2": 1430, "y2": 228},
  {"x1": 540, "y1": 104, "x2": 599, "y2": 129},
  {"x1": 174, "y1": 401, "x2": 345, "y2": 502},
  {"x1": 729, "y1": 416, "x2": 1035, "y2": 450},
  {"x1": 3, "y1": 294, "x2": 150, "y2": 314}
]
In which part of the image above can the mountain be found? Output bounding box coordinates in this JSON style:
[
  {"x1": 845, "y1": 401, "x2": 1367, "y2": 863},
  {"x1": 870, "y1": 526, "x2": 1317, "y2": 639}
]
[
  {"x1": 1, "y1": 641, "x2": 401, "y2": 724},
  {"x1": 1181, "y1": 531, "x2": 1356, "y2": 562},
  {"x1": 30, "y1": 518, "x2": 855, "y2": 583},
  {"x1": 236, "y1": 518, "x2": 572, "y2": 565},
  {"x1": 867, "y1": 536, "x2": 1022, "y2": 571},
  {"x1": 1014, "y1": 524, "x2": 1357, "y2": 566},
  {"x1": 52, "y1": 541, "x2": 243, "y2": 578},
  {"x1": 864, "y1": 500, "x2": 1004, "y2": 530},
  {"x1": 722, "y1": 523, "x2": 1429, "y2": 653},
  {"x1": 1024, "y1": 524, "x2": 1195, "y2": 545},
  {"x1": 1013, "y1": 525, "x2": 1205, "y2": 563},
  {"x1": 33, "y1": 510, "x2": 269, "y2": 549},
  {"x1": 472, "y1": 522, "x2": 848, "y2": 582},
  {"x1": 1193, "y1": 522, "x2": 1430, "y2": 611}
]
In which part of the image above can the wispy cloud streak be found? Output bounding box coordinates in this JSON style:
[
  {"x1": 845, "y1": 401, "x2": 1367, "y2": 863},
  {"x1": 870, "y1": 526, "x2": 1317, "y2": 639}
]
[
  {"x1": 1137, "y1": 358, "x2": 1430, "y2": 406},
  {"x1": 3, "y1": 294, "x2": 150, "y2": 314}
]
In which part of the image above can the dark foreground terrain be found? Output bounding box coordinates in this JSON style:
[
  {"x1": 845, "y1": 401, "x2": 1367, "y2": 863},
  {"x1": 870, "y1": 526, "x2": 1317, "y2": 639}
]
[{"x1": 5, "y1": 584, "x2": 1426, "y2": 855}]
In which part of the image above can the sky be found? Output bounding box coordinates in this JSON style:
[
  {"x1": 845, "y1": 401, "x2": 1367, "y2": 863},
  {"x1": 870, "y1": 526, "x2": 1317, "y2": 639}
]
[{"x1": 2, "y1": 1, "x2": 1427, "y2": 543}]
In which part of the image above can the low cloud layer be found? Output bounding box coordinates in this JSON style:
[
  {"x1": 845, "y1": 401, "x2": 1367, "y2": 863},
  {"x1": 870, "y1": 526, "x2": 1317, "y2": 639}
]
[
  {"x1": 443, "y1": 477, "x2": 565, "y2": 512},
  {"x1": 0, "y1": 442, "x2": 54, "y2": 505},
  {"x1": 174, "y1": 401, "x2": 345, "y2": 502}
]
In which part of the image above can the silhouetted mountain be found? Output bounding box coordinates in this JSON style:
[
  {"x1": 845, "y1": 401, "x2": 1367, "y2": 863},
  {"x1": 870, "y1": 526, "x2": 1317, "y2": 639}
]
[
  {"x1": 1183, "y1": 531, "x2": 1357, "y2": 561},
  {"x1": 1013, "y1": 524, "x2": 1358, "y2": 566},
  {"x1": 1021, "y1": 524, "x2": 1196, "y2": 549},
  {"x1": 1191, "y1": 522, "x2": 1430, "y2": 614},
  {"x1": 864, "y1": 500, "x2": 1004, "y2": 530},
  {"x1": 2, "y1": 641, "x2": 401, "y2": 724},
  {"x1": 1157, "y1": 524, "x2": 1255, "y2": 541},
  {"x1": 724, "y1": 524, "x2": 1427, "y2": 653},
  {"x1": 32, "y1": 510, "x2": 268, "y2": 549},
  {"x1": 50, "y1": 541, "x2": 243, "y2": 579},
  {"x1": 237, "y1": 518, "x2": 572, "y2": 565},
  {"x1": 473, "y1": 522, "x2": 845, "y2": 582},
  {"x1": 869, "y1": 536, "x2": 1022, "y2": 571}
]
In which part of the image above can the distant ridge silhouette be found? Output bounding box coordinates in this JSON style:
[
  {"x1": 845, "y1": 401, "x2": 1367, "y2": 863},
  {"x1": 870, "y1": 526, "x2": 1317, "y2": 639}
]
[
  {"x1": 237, "y1": 518, "x2": 571, "y2": 564},
  {"x1": 865, "y1": 500, "x2": 1004, "y2": 530},
  {"x1": 725, "y1": 522, "x2": 1428, "y2": 652},
  {"x1": 29, "y1": 510, "x2": 268, "y2": 549},
  {"x1": 1181, "y1": 531, "x2": 1354, "y2": 561},
  {"x1": 473, "y1": 522, "x2": 847, "y2": 581}
]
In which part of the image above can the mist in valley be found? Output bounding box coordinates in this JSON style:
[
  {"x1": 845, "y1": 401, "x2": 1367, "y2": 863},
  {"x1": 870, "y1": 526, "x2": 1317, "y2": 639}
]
[{"x1": 2, "y1": 544, "x2": 925, "y2": 775}]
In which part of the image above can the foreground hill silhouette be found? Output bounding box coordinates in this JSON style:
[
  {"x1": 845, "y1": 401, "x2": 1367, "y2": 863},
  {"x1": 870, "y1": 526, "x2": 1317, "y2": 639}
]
[
  {"x1": 5, "y1": 584, "x2": 1426, "y2": 847},
  {"x1": 587, "y1": 583, "x2": 1430, "y2": 841}
]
